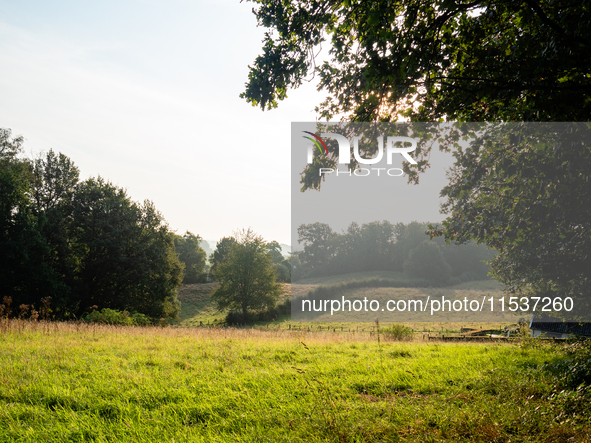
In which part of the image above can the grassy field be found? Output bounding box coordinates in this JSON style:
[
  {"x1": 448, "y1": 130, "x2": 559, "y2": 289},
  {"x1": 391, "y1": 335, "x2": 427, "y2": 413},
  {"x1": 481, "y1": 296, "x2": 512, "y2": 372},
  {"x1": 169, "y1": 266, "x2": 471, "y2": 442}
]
[
  {"x1": 175, "y1": 283, "x2": 291, "y2": 327},
  {"x1": 0, "y1": 321, "x2": 589, "y2": 442},
  {"x1": 176, "y1": 283, "x2": 222, "y2": 326},
  {"x1": 295, "y1": 271, "x2": 407, "y2": 286},
  {"x1": 294, "y1": 272, "x2": 502, "y2": 290},
  {"x1": 175, "y1": 276, "x2": 514, "y2": 333}
]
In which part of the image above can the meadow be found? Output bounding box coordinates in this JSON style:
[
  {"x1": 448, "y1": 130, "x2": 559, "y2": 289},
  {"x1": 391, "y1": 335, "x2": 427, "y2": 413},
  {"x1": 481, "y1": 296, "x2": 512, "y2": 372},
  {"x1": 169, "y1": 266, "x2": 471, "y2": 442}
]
[
  {"x1": 176, "y1": 275, "x2": 513, "y2": 331},
  {"x1": 1, "y1": 320, "x2": 590, "y2": 442}
]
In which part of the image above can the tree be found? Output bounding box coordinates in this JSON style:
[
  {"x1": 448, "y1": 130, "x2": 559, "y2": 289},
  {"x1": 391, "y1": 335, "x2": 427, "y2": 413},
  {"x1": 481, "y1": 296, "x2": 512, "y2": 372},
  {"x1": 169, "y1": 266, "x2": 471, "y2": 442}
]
[
  {"x1": 174, "y1": 231, "x2": 207, "y2": 284},
  {"x1": 268, "y1": 240, "x2": 284, "y2": 264},
  {"x1": 242, "y1": 0, "x2": 591, "y2": 122},
  {"x1": 210, "y1": 229, "x2": 281, "y2": 317},
  {"x1": 439, "y1": 240, "x2": 496, "y2": 282},
  {"x1": 403, "y1": 240, "x2": 451, "y2": 286},
  {"x1": 268, "y1": 240, "x2": 291, "y2": 282},
  {"x1": 296, "y1": 222, "x2": 336, "y2": 276},
  {"x1": 327, "y1": 221, "x2": 397, "y2": 274},
  {"x1": 30, "y1": 149, "x2": 81, "y2": 312},
  {"x1": 433, "y1": 123, "x2": 591, "y2": 316},
  {"x1": 32, "y1": 149, "x2": 79, "y2": 212},
  {"x1": 0, "y1": 130, "x2": 30, "y2": 290},
  {"x1": 209, "y1": 237, "x2": 237, "y2": 281},
  {"x1": 0, "y1": 129, "x2": 184, "y2": 319},
  {"x1": 0, "y1": 131, "x2": 71, "y2": 310},
  {"x1": 242, "y1": 3, "x2": 591, "y2": 316},
  {"x1": 288, "y1": 253, "x2": 302, "y2": 281},
  {"x1": 70, "y1": 178, "x2": 183, "y2": 318},
  {"x1": 396, "y1": 222, "x2": 431, "y2": 260}
]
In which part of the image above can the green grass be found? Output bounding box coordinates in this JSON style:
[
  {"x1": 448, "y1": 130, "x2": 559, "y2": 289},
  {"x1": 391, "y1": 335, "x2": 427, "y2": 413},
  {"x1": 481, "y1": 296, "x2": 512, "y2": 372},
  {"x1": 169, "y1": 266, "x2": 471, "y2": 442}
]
[
  {"x1": 295, "y1": 270, "x2": 406, "y2": 285},
  {"x1": 176, "y1": 280, "x2": 513, "y2": 332},
  {"x1": 175, "y1": 283, "x2": 221, "y2": 326},
  {"x1": 0, "y1": 321, "x2": 589, "y2": 442},
  {"x1": 449, "y1": 280, "x2": 503, "y2": 291},
  {"x1": 175, "y1": 283, "x2": 292, "y2": 327}
]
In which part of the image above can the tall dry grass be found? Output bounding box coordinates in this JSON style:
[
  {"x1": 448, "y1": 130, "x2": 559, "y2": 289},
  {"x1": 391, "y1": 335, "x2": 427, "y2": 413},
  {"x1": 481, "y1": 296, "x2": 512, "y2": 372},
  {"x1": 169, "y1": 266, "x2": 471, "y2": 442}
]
[{"x1": 1, "y1": 318, "x2": 428, "y2": 345}]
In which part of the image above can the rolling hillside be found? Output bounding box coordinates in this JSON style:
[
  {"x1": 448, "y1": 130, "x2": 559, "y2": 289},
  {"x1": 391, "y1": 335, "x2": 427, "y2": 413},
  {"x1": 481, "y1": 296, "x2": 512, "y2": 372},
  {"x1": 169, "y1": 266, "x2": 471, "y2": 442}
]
[{"x1": 175, "y1": 271, "x2": 505, "y2": 329}]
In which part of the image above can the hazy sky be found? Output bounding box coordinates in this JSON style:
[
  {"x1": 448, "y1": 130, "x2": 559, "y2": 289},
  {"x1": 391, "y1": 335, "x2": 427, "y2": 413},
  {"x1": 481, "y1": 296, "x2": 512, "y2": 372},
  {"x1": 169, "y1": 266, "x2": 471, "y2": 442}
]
[{"x1": 0, "y1": 0, "x2": 452, "y2": 245}]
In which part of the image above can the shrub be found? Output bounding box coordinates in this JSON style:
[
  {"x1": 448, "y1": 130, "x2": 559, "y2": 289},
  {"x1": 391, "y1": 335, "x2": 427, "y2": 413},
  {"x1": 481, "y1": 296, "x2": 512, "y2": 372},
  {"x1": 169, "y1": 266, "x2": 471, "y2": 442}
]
[
  {"x1": 130, "y1": 312, "x2": 151, "y2": 326},
  {"x1": 381, "y1": 324, "x2": 414, "y2": 341},
  {"x1": 549, "y1": 339, "x2": 591, "y2": 389},
  {"x1": 83, "y1": 308, "x2": 153, "y2": 326},
  {"x1": 224, "y1": 298, "x2": 291, "y2": 325},
  {"x1": 225, "y1": 311, "x2": 256, "y2": 325}
]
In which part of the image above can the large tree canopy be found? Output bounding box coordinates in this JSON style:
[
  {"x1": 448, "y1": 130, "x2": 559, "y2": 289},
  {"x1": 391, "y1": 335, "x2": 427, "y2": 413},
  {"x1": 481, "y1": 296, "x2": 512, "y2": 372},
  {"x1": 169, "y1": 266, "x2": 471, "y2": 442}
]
[
  {"x1": 434, "y1": 123, "x2": 591, "y2": 317},
  {"x1": 70, "y1": 178, "x2": 183, "y2": 318},
  {"x1": 242, "y1": 2, "x2": 591, "y2": 318},
  {"x1": 242, "y1": 0, "x2": 590, "y2": 122}
]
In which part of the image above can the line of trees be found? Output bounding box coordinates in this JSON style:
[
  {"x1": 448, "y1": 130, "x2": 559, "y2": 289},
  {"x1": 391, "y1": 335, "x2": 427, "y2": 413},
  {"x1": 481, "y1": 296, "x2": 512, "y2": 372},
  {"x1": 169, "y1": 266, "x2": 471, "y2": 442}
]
[
  {"x1": 293, "y1": 221, "x2": 496, "y2": 286},
  {"x1": 1, "y1": 129, "x2": 183, "y2": 319}
]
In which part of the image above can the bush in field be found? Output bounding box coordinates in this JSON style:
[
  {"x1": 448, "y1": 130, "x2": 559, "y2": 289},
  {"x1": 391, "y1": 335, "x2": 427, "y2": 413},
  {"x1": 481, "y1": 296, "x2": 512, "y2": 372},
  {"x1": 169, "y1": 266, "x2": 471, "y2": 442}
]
[
  {"x1": 225, "y1": 298, "x2": 291, "y2": 325},
  {"x1": 382, "y1": 324, "x2": 414, "y2": 341},
  {"x1": 541, "y1": 339, "x2": 591, "y2": 419},
  {"x1": 549, "y1": 339, "x2": 591, "y2": 389},
  {"x1": 129, "y1": 311, "x2": 151, "y2": 326},
  {"x1": 83, "y1": 308, "x2": 151, "y2": 326}
]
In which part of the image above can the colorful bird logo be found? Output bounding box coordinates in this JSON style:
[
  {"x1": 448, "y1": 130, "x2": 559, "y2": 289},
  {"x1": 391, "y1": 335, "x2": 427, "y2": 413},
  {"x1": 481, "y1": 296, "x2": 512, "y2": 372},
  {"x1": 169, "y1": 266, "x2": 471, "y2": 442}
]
[{"x1": 302, "y1": 131, "x2": 328, "y2": 155}]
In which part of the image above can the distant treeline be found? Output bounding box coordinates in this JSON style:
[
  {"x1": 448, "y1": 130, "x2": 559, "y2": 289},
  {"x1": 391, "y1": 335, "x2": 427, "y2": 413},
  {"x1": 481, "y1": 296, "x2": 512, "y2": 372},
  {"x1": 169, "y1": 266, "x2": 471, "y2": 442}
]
[{"x1": 292, "y1": 221, "x2": 496, "y2": 285}]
